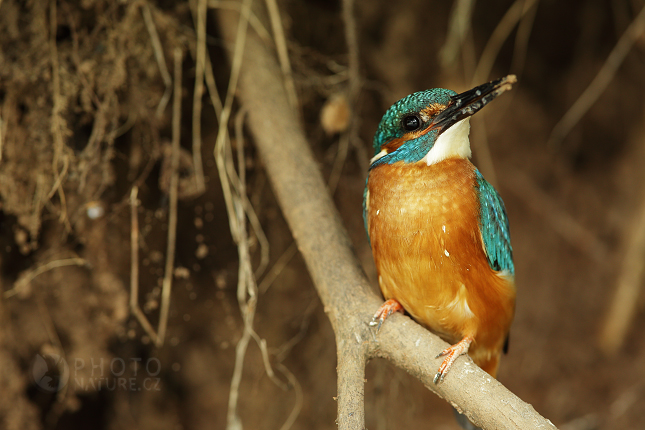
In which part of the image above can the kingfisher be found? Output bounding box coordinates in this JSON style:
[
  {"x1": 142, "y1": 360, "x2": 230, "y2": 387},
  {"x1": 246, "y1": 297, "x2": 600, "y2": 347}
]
[{"x1": 364, "y1": 75, "x2": 517, "y2": 386}]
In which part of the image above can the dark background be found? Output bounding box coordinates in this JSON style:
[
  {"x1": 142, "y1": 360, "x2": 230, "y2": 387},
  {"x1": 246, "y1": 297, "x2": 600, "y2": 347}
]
[{"x1": 1, "y1": 0, "x2": 645, "y2": 429}]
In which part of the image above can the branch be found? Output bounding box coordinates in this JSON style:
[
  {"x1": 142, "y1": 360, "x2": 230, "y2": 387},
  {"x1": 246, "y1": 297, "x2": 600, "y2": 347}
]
[{"x1": 216, "y1": 4, "x2": 558, "y2": 429}]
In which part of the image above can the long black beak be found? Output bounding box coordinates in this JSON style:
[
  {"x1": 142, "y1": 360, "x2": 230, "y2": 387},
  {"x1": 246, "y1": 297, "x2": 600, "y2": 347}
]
[{"x1": 432, "y1": 75, "x2": 516, "y2": 135}]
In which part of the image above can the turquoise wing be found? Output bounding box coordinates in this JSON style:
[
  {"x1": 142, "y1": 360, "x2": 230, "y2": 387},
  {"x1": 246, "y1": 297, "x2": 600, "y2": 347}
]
[
  {"x1": 363, "y1": 178, "x2": 370, "y2": 245},
  {"x1": 475, "y1": 170, "x2": 514, "y2": 275}
]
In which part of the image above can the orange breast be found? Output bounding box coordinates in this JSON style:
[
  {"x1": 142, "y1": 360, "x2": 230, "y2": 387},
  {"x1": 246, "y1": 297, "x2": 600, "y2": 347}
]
[{"x1": 366, "y1": 158, "x2": 515, "y2": 375}]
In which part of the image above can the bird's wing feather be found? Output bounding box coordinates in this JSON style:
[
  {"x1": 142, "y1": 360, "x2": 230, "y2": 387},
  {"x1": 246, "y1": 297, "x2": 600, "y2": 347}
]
[
  {"x1": 475, "y1": 170, "x2": 514, "y2": 274},
  {"x1": 363, "y1": 179, "x2": 370, "y2": 244}
]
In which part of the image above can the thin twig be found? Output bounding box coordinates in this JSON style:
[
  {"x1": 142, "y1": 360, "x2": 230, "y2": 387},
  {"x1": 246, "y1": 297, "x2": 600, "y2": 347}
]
[
  {"x1": 599, "y1": 190, "x2": 645, "y2": 354},
  {"x1": 235, "y1": 108, "x2": 270, "y2": 277},
  {"x1": 235, "y1": 109, "x2": 248, "y2": 221},
  {"x1": 609, "y1": 381, "x2": 644, "y2": 420},
  {"x1": 439, "y1": 0, "x2": 476, "y2": 69},
  {"x1": 548, "y1": 3, "x2": 645, "y2": 148},
  {"x1": 33, "y1": 174, "x2": 49, "y2": 241},
  {"x1": 460, "y1": 23, "x2": 477, "y2": 86},
  {"x1": 275, "y1": 362, "x2": 304, "y2": 430},
  {"x1": 4, "y1": 258, "x2": 89, "y2": 299},
  {"x1": 0, "y1": 115, "x2": 4, "y2": 162},
  {"x1": 48, "y1": 0, "x2": 63, "y2": 189},
  {"x1": 201, "y1": 26, "x2": 224, "y2": 120},
  {"x1": 47, "y1": 0, "x2": 71, "y2": 230},
  {"x1": 224, "y1": 131, "x2": 260, "y2": 430},
  {"x1": 467, "y1": 0, "x2": 539, "y2": 187},
  {"x1": 45, "y1": 151, "x2": 70, "y2": 202},
  {"x1": 212, "y1": 3, "x2": 257, "y2": 429},
  {"x1": 202, "y1": 1, "x2": 267, "y2": 287},
  {"x1": 156, "y1": 48, "x2": 183, "y2": 347},
  {"x1": 204, "y1": 53, "x2": 224, "y2": 116},
  {"x1": 35, "y1": 295, "x2": 63, "y2": 354},
  {"x1": 239, "y1": 191, "x2": 270, "y2": 268},
  {"x1": 208, "y1": 0, "x2": 272, "y2": 42},
  {"x1": 142, "y1": 4, "x2": 173, "y2": 119},
  {"x1": 214, "y1": 0, "x2": 250, "y2": 235},
  {"x1": 131, "y1": 291, "x2": 161, "y2": 343},
  {"x1": 472, "y1": 0, "x2": 539, "y2": 85},
  {"x1": 259, "y1": 242, "x2": 298, "y2": 294},
  {"x1": 228, "y1": 310, "x2": 253, "y2": 430},
  {"x1": 191, "y1": 0, "x2": 207, "y2": 194},
  {"x1": 343, "y1": 0, "x2": 360, "y2": 132},
  {"x1": 129, "y1": 186, "x2": 159, "y2": 344},
  {"x1": 328, "y1": 0, "x2": 360, "y2": 193},
  {"x1": 274, "y1": 298, "x2": 317, "y2": 361},
  {"x1": 264, "y1": 0, "x2": 299, "y2": 111},
  {"x1": 250, "y1": 331, "x2": 289, "y2": 391},
  {"x1": 510, "y1": 0, "x2": 539, "y2": 79},
  {"x1": 328, "y1": 116, "x2": 351, "y2": 193}
]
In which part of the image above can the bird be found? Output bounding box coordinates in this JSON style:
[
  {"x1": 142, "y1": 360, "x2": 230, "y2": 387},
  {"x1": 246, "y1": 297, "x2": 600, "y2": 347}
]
[{"x1": 364, "y1": 75, "x2": 517, "y2": 387}]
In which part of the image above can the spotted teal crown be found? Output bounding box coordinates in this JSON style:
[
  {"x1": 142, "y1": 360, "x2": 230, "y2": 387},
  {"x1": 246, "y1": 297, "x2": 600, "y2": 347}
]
[{"x1": 371, "y1": 89, "x2": 456, "y2": 167}]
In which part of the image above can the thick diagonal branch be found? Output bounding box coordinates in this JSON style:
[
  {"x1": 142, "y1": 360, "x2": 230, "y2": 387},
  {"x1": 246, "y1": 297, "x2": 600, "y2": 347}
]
[{"x1": 217, "y1": 5, "x2": 557, "y2": 430}]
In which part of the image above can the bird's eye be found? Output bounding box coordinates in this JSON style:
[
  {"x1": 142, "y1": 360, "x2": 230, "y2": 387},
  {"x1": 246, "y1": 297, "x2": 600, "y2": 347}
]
[{"x1": 402, "y1": 114, "x2": 421, "y2": 131}]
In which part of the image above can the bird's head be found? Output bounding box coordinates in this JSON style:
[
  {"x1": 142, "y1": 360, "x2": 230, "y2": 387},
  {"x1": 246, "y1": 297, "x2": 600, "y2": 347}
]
[{"x1": 370, "y1": 75, "x2": 516, "y2": 169}]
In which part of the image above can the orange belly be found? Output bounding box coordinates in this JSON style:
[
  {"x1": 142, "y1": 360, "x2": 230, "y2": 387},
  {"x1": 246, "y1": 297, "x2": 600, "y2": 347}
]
[{"x1": 366, "y1": 158, "x2": 516, "y2": 376}]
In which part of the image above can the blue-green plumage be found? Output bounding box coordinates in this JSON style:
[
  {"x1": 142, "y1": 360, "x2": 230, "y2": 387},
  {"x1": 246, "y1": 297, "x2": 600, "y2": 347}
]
[
  {"x1": 362, "y1": 181, "x2": 369, "y2": 244},
  {"x1": 475, "y1": 169, "x2": 514, "y2": 274}
]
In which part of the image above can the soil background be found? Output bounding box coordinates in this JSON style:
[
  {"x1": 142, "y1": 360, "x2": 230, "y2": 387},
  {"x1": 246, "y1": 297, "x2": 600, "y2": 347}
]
[{"x1": 1, "y1": 0, "x2": 645, "y2": 429}]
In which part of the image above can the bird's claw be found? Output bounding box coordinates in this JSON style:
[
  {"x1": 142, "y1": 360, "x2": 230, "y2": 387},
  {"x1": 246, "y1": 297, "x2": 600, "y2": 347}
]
[
  {"x1": 433, "y1": 336, "x2": 473, "y2": 384},
  {"x1": 370, "y1": 299, "x2": 404, "y2": 333},
  {"x1": 368, "y1": 318, "x2": 383, "y2": 330}
]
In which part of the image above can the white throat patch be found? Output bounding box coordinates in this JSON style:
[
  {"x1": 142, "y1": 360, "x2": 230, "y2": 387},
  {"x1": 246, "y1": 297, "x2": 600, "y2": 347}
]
[
  {"x1": 422, "y1": 118, "x2": 472, "y2": 166},
  {"x1": 370, "y1": 149, "x2": 388, "y2": 165}
]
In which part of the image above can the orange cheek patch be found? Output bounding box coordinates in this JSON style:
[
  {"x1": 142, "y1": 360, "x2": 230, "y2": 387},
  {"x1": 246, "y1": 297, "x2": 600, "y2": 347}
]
[
  {"x1": 421, "y1": 103, "x2": 445, "y2": 119},
  {"x1": 382, "y1": 136, "x2": 406, "y2": 153}
]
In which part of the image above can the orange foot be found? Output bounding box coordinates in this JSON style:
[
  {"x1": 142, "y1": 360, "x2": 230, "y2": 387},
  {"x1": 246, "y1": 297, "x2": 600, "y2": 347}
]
[
  {"x1": 369, "y1": 299, "x2": 404, "y2": 332},
  {"x1": 434, "y1": 336, "x2": 474, "y2": 384}
]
